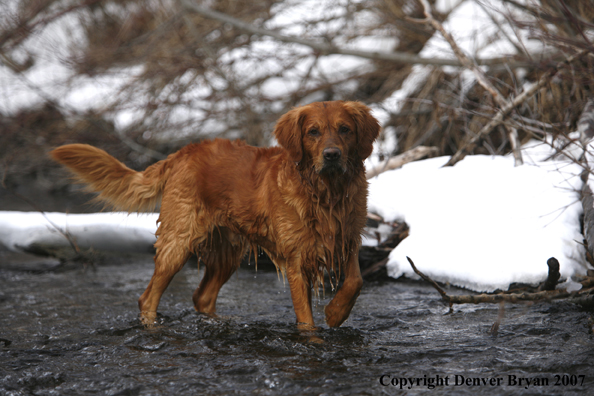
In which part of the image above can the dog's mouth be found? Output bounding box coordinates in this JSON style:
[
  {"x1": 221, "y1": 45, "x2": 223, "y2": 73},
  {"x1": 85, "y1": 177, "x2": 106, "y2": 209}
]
[{"x1": 318, "y1": 160, "x2": 347, "y2": 175}]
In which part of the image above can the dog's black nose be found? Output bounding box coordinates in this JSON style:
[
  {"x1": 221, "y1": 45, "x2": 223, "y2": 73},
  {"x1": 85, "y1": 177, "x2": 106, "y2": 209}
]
[{"x1": 323, "y1": 147, "x2": 341, "y2": 162}]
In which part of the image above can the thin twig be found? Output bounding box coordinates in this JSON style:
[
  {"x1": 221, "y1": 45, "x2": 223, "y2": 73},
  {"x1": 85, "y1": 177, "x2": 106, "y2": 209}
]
[
  {"x1": 0, "y1": 0, "x2": 103, "y2": 50},
  {"x1": 476, "y1": 1, "x2": 528, "y2": 57},
  {"x1": 507, "y1": 126, "x2": 523, "y2": 166},
  {"x1": 1, "y1": 166, "x2": 80, "y2": 254}
]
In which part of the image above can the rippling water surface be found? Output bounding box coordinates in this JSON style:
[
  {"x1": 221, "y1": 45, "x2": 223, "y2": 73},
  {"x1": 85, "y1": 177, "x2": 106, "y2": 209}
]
[{"x1": 1, "y1": 250, "x2": 593, "y2": 395}]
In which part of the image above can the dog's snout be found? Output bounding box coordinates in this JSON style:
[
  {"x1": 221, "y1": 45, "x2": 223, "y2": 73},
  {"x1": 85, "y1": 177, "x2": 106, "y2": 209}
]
[{"x1": 323, "y1": 147, "x2": 341, "y2": 162}]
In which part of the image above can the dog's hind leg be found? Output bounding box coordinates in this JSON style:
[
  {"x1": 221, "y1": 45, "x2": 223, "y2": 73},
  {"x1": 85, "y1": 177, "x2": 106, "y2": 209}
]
[
  {"x1": 192, "y1": 229, "x2": 247, "y2": 315},
  {"x1": 138, "y1": 238, "x2": 191, "y2": 325},
  {"x1": 138, "y1": 195, "x2": 195, "y2": 325}
]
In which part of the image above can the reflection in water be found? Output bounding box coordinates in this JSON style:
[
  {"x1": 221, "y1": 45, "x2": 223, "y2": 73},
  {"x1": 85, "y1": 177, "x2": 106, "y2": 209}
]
[{"x1": 0, "y1": 251, "x2": 593, "y2": 394}]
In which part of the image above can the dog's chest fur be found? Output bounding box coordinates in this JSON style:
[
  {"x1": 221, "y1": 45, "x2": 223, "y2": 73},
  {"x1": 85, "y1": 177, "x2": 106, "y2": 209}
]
[{"x1": 266, "y1": 163, "x2": 366, "y2": 272}]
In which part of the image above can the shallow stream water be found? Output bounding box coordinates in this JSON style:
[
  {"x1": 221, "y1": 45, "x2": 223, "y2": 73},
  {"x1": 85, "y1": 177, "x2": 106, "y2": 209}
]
[{"x1": 1, "y1": 250, "x2": 593, "y2": 395}]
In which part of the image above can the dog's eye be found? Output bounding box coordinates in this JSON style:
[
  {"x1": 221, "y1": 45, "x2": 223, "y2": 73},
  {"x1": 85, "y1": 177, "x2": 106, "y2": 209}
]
[
  {"x1": 308, "y1": 129, "x2": 320, "y2": 136},
  {"x1": 339, "y1": 126, "x2": 351, "y2": 135}
]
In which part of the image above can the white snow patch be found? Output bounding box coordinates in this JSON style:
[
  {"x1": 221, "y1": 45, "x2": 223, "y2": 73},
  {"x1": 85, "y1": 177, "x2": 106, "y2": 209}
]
[
  {"x1": 0, "y1": 212, "x2": 158, "y2": 253},
  {"x1": 367, "y1": 152, "x2": 588, "y2": 292}
]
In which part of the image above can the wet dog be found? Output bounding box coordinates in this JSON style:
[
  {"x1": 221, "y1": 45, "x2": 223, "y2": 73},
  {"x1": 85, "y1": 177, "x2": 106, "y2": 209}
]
[{"x1": 51, "y1": 101, "x2": 379, "y2": 328}]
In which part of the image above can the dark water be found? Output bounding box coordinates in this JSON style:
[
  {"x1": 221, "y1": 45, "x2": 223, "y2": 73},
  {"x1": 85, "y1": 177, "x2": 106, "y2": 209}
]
[{"x1": 1, "y1": 250, "x2": 593, "y2": 395}]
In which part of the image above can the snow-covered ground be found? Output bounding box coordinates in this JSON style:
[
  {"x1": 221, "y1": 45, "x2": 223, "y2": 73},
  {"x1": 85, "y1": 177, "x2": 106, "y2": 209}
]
[{"x1": 1, "y1": 140, "x2": 592, "y2": 292}]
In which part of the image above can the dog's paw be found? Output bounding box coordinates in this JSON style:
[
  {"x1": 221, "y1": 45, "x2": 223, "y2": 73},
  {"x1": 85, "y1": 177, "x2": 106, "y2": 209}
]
[{"x1": 139, "y1": 311, "x2": 158, "y2": 328}]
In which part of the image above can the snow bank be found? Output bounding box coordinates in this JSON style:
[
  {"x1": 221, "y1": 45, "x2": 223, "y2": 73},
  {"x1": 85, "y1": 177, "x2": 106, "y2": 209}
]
[
  {"x1": 368, "y1": 153, "x2": 589, "y2": 292},
  {"x1": 0, "y1": 212, "x2": 157, "y2": 254}
]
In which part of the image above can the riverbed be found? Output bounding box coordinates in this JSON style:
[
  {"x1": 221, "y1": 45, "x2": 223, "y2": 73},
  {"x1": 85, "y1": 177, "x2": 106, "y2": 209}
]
[{"x1": 1, "y1": 250, "x2": 593, "y2": 395}]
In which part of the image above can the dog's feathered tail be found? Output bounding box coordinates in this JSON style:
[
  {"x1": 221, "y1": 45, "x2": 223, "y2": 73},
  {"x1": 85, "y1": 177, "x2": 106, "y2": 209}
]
[{"x1": 50, "y1": 144, "x2": 170, "y2": 212}]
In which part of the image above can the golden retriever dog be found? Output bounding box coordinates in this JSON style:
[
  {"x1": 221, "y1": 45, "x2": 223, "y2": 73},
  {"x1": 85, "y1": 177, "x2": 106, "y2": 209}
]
[{"x1": 51, "y1": 101, "x2": 379, "y2": 329}]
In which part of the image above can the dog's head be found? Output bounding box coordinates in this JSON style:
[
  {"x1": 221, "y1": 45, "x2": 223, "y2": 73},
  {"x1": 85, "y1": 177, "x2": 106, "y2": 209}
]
[{"x1": 274, "y1": 101, "x2": 380, "y2": 174}]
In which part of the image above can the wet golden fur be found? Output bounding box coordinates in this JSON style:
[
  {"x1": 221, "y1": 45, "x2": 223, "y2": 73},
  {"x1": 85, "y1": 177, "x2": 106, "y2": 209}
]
[{"x1": 51, "y1": 101, "x2": 380, "y2": 328}]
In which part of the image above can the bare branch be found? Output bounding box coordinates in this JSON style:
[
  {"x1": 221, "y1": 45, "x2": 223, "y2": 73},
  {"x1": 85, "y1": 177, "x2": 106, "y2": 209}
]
[
  {"x1": 366, "y1": 146, "x2": 439, "y2": 179},
  {"x1": 407, "y1": 257, "x2": 452, "y2": 303},
  {"x1": 418, "y1": 0, "x2": 508, "y2": 106},
  {"x1": 476, "y1": 1, "x2": 528, "y2": 57},
  {"x1": 0, "y1": 0, "x2": 103, "y2": 50},
  {"x1": 178, "y1": 0, "x2": 530, "y2": 69},
  {"x1": 578, "y1": 99, "x2": 594, "y2": 142},
  {"x1": 418, "y1": 0, "x2": 525, "y2": 166},
  {"x1": 507, "y1": 126, "x2": 523, "y2": 166},
  {"x1": 444, "y1": 49, "x2": 589, "y2": 167}
]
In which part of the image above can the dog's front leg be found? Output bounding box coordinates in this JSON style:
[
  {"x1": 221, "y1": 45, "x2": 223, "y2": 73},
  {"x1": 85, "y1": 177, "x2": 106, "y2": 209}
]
[
  {"x1": 325, "y1": 251, "x2": 363, "y2": 327},
  {"x1": 286, "y1": 258, "x2": 315, "y2": 329}
]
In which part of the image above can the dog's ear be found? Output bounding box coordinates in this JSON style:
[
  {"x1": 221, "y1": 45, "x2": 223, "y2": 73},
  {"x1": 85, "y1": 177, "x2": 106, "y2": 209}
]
[
  {"x1": 343, "y1": 101, "x2": 380, "y2": 160},
  {"x1": 274, "y1": 107, "x2": 305, "y2": 163}
]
